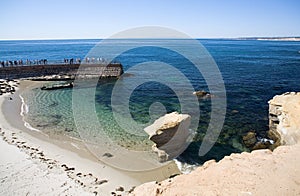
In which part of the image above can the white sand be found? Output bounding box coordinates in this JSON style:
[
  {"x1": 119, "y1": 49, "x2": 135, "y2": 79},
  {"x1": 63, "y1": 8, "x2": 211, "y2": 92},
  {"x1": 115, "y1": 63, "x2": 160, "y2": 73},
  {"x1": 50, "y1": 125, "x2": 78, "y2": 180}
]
[{"x1": 0, "y1": 134, "x2": 91, "y2": 196}]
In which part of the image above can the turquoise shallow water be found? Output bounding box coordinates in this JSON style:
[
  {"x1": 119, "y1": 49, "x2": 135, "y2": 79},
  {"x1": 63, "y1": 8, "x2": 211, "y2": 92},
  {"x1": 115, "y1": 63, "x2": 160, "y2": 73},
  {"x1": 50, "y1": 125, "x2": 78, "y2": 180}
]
[{"x1": 2, "y1": 39, "x2": 300, "y2": 169}]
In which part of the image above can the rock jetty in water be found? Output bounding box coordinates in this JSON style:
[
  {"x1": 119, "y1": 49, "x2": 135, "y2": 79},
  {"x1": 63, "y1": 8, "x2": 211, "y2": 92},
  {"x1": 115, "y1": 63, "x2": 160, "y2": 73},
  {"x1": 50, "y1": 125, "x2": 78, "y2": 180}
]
[
  {"x1": 144, "y1": 112, "x2": 191, "y2": 162},
  {"x1": 41, "y1": 82, "x2": 73, "y2": 90}
]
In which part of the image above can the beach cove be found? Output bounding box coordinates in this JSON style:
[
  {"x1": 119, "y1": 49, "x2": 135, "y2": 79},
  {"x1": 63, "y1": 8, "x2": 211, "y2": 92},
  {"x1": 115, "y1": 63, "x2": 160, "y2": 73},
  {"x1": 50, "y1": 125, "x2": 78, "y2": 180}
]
[
  {"x1": 1, "y1": 80, "x2": 300, "y2": 195},
  {"x1": 0, "y1": 79, "x2": 180, "y2": 195}
]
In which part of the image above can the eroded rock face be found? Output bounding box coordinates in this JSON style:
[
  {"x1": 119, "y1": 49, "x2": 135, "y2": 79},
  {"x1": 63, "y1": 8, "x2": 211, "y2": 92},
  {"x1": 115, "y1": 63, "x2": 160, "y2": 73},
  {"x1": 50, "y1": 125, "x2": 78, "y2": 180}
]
[
  {"x1": 268, "y1": 92, "x2": 300, "y2": 146},
  {"x1": 144, "y1": 112, "x2": 191, "y2": 162}
]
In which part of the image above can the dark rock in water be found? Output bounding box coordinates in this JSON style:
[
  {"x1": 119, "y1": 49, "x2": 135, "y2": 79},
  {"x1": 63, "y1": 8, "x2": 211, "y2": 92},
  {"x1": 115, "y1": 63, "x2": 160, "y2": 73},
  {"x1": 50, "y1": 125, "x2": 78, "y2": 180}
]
[
  {"x1": 193, "y1": 90, "x2": 209, "y2": 97},
  {"x1": 64, "y1": 128, "x2": 73, "y2": 132},
  {"x1": 193, "y1": 90, "x2": 214, "y2": 98},
  {"x1": 41, "y1": 82, "x2": 73, "y2": 90},
  {"x1": 243, "y1": 131, "x2": 275, "y2": 151},
  {"x1": 102, "y1": 152, "x2": 113, "y2": 158},
  {"x1": 242, "y1": 131, "x2": 257, "y2": 148},
  {"x1": 49, "y1": 114, "x2": 62, "y2": 120},
  {"x1": 48, "y1": 102, "x2": 59, "y2": 107},
  {"x1": 36, "y1": 124, "x2": 49, "y2": 128}
]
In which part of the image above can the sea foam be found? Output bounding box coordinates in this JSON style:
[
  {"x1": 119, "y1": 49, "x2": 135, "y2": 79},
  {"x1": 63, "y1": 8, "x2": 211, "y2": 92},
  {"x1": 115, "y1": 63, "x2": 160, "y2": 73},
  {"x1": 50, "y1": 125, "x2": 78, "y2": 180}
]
[
  {"x1": 19, "y1": 94, "x2": 41, "y2": 132},
  {"x1": 174, "y1": 159, "x2": 199, "y2": 174}
]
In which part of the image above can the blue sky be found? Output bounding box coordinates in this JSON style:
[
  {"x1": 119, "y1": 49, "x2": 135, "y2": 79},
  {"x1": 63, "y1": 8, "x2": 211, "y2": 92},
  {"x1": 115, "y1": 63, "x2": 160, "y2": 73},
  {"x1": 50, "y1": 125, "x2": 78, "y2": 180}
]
[{"x1": 0, "y1": 0, "x2": 299, "y2": 40}]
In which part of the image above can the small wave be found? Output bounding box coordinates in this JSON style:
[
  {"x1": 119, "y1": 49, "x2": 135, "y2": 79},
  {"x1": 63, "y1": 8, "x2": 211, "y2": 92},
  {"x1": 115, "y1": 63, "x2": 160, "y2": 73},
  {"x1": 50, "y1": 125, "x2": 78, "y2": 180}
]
[
  {"x1": 174, "y1": 159, "x2": 199, "y2": 174},
  {"x1": 19, "y1": 94, "x2": 41, "y2": 132},
  {"x1": 23, "y1": 121, "x2": 41, "y2": 132},
  {"x1": 19, "y1": 95, "x2": 29, "y2": 116}
]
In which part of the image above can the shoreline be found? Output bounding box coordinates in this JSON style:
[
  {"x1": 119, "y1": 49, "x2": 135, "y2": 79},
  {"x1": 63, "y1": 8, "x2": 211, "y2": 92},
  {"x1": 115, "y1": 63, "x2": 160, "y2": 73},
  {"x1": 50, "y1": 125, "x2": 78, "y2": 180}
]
[{"x1": 0, "y1": 80, "x2": 180, "y2": 195}]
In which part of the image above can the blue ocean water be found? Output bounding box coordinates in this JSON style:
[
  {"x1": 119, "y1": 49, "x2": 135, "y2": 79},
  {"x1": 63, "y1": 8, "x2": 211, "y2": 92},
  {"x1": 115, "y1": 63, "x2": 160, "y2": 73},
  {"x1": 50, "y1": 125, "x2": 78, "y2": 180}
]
[{"x1": 1, "y1": 39, "x2": 300, "y2": 167}]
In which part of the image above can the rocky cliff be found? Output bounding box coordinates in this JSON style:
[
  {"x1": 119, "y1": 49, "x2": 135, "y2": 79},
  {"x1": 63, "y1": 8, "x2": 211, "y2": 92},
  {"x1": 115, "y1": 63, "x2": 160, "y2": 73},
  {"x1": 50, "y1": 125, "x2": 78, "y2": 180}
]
[
  {"x1": 130, "y1": 92, "x2": 300, "y2": 195},
  {"x1": 268, "y1": 92, "x2": 300, "y2": 145}
]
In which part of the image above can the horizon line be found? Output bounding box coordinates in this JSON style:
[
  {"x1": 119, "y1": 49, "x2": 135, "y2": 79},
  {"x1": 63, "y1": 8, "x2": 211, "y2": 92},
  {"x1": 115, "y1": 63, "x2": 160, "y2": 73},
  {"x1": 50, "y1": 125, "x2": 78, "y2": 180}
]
[{"x1": 0, "y1": 36, "x2": 300, "y2": 41}]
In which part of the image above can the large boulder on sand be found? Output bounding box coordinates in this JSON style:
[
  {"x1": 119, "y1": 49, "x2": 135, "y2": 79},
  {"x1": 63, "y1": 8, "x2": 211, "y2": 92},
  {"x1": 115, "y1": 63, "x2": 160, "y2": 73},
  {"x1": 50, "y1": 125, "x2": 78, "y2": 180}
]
[{"x1": 144, "y1": 112, "x2": 191, "y2": 162}]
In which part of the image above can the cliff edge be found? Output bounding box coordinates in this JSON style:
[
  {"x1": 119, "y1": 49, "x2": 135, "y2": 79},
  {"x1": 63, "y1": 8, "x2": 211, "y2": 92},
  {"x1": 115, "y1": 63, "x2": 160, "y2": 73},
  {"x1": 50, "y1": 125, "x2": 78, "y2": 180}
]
[
  {"x1": 130, "y1": 92, "x2": 300, "y2": 195},
  {"x1": 268, "y1": 92, "x2": 300, "y2": 145}
]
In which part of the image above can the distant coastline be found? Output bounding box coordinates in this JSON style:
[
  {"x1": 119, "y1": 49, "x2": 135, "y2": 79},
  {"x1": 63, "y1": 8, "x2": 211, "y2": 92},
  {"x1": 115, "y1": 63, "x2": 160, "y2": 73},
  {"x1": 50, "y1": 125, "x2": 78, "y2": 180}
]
[{"x1": 236, "y1": 36, "x2": 300, "y2": 41}]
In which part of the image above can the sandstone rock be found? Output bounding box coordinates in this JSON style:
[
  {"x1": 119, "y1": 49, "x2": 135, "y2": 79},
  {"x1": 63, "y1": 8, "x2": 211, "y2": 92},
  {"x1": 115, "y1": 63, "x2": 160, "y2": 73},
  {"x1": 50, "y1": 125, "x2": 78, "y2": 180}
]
[
  {"x1": 144, "y1": 112, "x2": 191, "y2": 162},
  {"x1": 268, "y1": 92, "x2": 300, "y2": 145},
  {"x1": 242, "y1": 131, "x2": 257, "y2": 148},
  {"x1": 252, "y1": 141, "x2": 271, "y2": 150},
  {"x1": 192, "y1": 90, "x2": 212, "y2": 98}
]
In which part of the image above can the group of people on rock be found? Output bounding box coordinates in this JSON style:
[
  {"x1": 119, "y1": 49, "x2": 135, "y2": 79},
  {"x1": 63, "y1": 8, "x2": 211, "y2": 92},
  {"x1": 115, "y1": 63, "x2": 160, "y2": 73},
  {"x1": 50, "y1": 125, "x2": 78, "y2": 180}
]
[
  {"x1": 0, "y1": 57, "x2": 118, "y2": 68},
  {"x1": 63, "y1": 58, "x2": 81, "y2": 64},
  {"x1": 84, "y1": 57, "x2": 107, "y2": 63},
  {"x1": 0, "y1": 59, "x2": 48, "y2": 67}
]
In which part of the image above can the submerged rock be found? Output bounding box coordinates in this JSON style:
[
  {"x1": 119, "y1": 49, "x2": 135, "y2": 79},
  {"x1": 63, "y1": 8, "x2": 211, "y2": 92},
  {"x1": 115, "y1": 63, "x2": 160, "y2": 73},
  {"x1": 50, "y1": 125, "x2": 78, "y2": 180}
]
[
  {"x1": 102, "y1": 152, "x2": 113, "y2": 158},
  {"x1": 242, "y1": 131, "x2": 257, "y2": 148},
  {"x1": 144, "y1": 112, "x2": 191, "y2": 162},
  {"x1": 243, "y1": 131, "x2": 275, "y2": 151}
]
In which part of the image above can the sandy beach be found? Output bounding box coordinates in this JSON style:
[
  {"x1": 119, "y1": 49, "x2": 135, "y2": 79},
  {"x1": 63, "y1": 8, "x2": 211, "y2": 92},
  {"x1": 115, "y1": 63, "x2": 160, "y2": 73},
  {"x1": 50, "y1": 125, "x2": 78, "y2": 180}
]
[{"x1": 0, "y1": 80, "x2": 179, "y2": 195}]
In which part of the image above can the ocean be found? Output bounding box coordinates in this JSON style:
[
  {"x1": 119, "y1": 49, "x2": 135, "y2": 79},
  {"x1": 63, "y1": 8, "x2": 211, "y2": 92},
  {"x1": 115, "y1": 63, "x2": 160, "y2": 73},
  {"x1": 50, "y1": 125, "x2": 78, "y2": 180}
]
[{"x1": 1, "y1": 39, "x2": 300, "y2": 172}]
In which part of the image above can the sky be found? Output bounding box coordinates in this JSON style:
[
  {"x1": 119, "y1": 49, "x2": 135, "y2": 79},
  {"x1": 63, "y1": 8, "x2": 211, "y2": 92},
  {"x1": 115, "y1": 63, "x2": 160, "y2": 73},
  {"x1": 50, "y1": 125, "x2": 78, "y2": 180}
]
[{"x1": 0, "y1": 0, "x2": 299, "y2": 40}]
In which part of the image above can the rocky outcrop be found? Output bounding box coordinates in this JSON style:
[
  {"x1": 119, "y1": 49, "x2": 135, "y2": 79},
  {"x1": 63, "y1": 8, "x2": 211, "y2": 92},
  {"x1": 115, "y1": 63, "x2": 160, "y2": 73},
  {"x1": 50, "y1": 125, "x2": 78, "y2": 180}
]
[
  {"x1": 0, "y1": 79, "x2": 18, "y2": 96},
  {"x1": 144, "y1": 112, "x2": 191, "y2": 162},
  {"x1": 130, "y1": 144, "x2": 300, "y2": 196},
  {"x1": 192, "y1": 90, "x2": 213, "y2": 98},
  {"x1": 131, "y1": 92, "x2": 300, "y2": 195},
  {"x1": 242, "y1": 131, "x2": 257, "y2": 147},
  {"x1": 41, "y1": 82, "x2": 73, "y2": 90},
  {"x1": 268, "y1": 92, "x2": 300, "y2": 146},
  {"x1": 242, "y1": 131, "x2": 274, "y2": 150}
]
